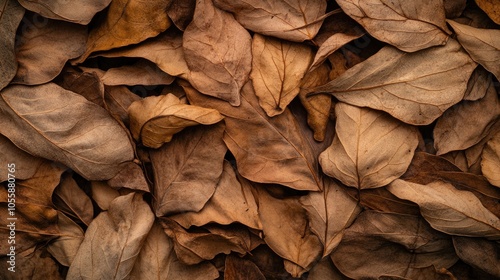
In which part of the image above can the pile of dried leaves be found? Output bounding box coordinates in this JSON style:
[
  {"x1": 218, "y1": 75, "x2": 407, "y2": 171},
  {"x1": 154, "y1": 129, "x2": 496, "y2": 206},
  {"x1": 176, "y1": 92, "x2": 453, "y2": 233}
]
[{"x1": 1, "y1": 0, "x2": 500, "y2": 279}]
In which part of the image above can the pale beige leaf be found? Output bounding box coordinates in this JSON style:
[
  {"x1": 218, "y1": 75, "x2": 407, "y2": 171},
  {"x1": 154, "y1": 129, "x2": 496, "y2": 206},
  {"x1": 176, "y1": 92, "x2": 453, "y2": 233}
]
[
  {"x1": 47, "y1": 212, "x2": 85, "y2": 267},
  {"x1": 183, "y1": 0, "x2": 252, "y2": 106},
  {"x1": 67, "y1": 193, "x2": 155, "y2": 279},
  {"x1": 388, "y1": 179, "x2": 500, "y2": 239},
  {"x1": 17, "y1": 0, "x2": 111, "y2": 24},
  {"x1": 171, "y1": 161, "x2": 261, "y2": 230},
  {"x1": 310, "y1": 32, "x2": 363, "y2": 72},
  {"x1": 90, "y1": 181, "x2": 120, "y2": 211},
  {"x1": 53, "y1": 174, "x2": 94, "y2": 226},
  {"x1": 482, "y1": 130, "x2": 500, "y2": 187},
  {"x1": 0, "y1": 134, "x2": 44, "y2": 182},
  {"x1": 128, "y1": 93, "x2": 224, "y2": 148},
  {"x1": 13, "y1": 19, "x2": 86, "y2": 85},
  {"x1": 448, "y1": 20, "x2": 500, "y2": 81},
  {"x1": 130, "y1": 221, "x2": 219, "y2": 280},
  {"x1": 251, "y1": 34, "x2": 312, "y2": 116},
  {"x1": 453, "y1": 236, "x2": 500, "y2": 277},
  {"x1": 150, "y1": 123, "x2": 227, "y2": 216},
  {"x1": 0, "y1": 0, "x2": 24, "y2": 91},
  {"x1": 463, "y1": 66, "x2": 491, "y2": 101},
  {"x1": 319, "y1": 102, "x2": 419, "y2": 189},
  {"x1": 336, "y1": 0, "x2": 450, "y2": 52},
  {"x1": 74, "y1": 0, "x2": 172, "y2": 63},
  {"x1": 310, "y1": 39, "x2": 477, "y2": 125},
  {"x1": 214, "y1": 0, "x2": 327, "y2": 42},
  {"x1": 0, "y1": 83, "x2": 135, "y2": 180},
  {"x1": 475, "y1": 0, "x2": 500, "y2": 24}
]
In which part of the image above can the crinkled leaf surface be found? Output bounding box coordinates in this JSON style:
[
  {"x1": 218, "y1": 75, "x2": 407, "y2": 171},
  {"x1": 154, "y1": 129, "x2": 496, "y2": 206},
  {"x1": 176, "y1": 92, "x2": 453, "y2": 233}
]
[
  {"x1": 46, "y1": 212, "x2": 85, "y2": 267},
  {"x1": 0, "y1": 134, "x2": 44, "y2": 182},
  {"x1": 310, "y1": 32, "x2": 363, "y2": 72},
  {"x1": 17, "y1": 0, "x2": 111, "y2": 24},
  {"x1": 482, "y1": 130, "x2": 500, "y2": 188},
  {"x1": 0, "y1": 0, "x2": 24, "y2": 90},
  {"x1": 0, "y1": 83, "x2": 135, "y2": 180},
  {"x1": 475, "y1": 0, "x2": 500, "y2": 24}
]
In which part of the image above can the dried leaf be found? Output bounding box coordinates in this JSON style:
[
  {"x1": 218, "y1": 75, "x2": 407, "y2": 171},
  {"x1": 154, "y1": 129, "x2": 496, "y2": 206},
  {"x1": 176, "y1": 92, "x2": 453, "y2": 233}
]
[
  {"x1": 17, "y1": 0, "x2": 111, "y2": 24},
  {"x1": 167, "y1": 0, "x2": 196, "y2": 31},
  {"x1": 345, "y1": 187, "x2": 421, "y2": 215},
  {"x1": 310, "y1": 32, "x2": 364, "y2": 72},
  {"x1": 183, "y1": 0, "x2": 252, "y2": 106},
  {"x1": 250, "y1": 34, "x2": 312, "y2": 116},
  {"x1": 58, "y1": 68, "x2": 106, "y2": 107},
  {"x1": 388, "y1": 179, "x2": 500, "y2": 239},
  {"x1": 214, "y1": 0, "x2": 327, "y2": 42},
  {"x1": 448, "y1": 20, "x2": 500, "y2": 81},
  {"x1": 475, "y1": 0, "x2": 500, "y2": 24},
  {"x1": 67, "y1": 192, "x2": 155, "y2": 279},
  {"x1": 0, "y1": 0, "x2": 24, "y2": 91},
  {"x1": 310, "y1": 39, "x2": 477, "y2": 125},
  {"x1": 0, "y1": 134, "x2": 44, "y2": 182},
  {"x1": 482, "y1": 130, "x2": 500, "y2": 187},
  {"x1": 463, "y1": 66, "x2": 491, "y2": 101},
  {"x1": 307, "y1": 257, "x2": 346, "y2": 280},
  {"x1": 150, "y1": 123, "x2": 226, "y2": 216},
  {"x1": 319, "y1": 102, "x2": 419, "y2": 189},
  {"x1": 0, "y1": 83, "x2": 135, "y2": 180},
  {"x1": 46, "y1": 212, "x2": 85, "y2": 267},
  {"x1": 107, "y1": 161, "x2": 149, "y2": 192},
  {"x1": 224, "y1": 254, "x2": 265, "y2": 280},
  {"x1": 0, "y1": 248, "x2": 63, "y2": 279},
  {"x1": 104, "y1": 85, "x2": 141, "y2": 125},
  {"x1": 128, "y1": 93, "x2": 224, "y2": 148},
  {"x1": 453, "y1": 236, "x2": 500, "y2": 277},
  {"x1": 53, "y1": 174, "x2": 94, "y2": 226},
  {"x1": 444, "y1": 0, "x2": 467, "y2": 18},
  {"x1": 336, "y1": 0, "x2": 450, "y2": 52},
  {"x1": 13, "y1": 18, "x2": 86, "y2": 85},
  {"x1": 90, "y1": 181, "x2": 120, "y2": 211}
]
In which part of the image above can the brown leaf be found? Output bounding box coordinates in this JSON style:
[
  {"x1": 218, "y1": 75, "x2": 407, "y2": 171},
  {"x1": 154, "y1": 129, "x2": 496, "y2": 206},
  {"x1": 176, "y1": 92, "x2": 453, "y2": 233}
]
[
  {"x1": 167, "y1": 0, "x2": 196, "y2": 31},
  {"x1": 171, "y1": 161, "x2": 261, "y2": 230},
  {"x1": 183, "y1": 0, "x2": 252, "y2": 106},
  {"x1": 130, "y1": 221, "x2": 219, "y2": 280},
  {"x1": 482, "y1": 130, "x2": 500, "y2": 187},
  {"x1": 46, "y1": 212, "x2": 85, "y2": 267},
  {"x1": 17, "y1": 0, "x2": 111, "y2": 24},
  {"x1": 74, "y1": 0, "x2": 172, "y2": 63},
  {"x1": 250, "y1": 34, "x2": 312, "y2": 116},
  {"x1": 300, "y1": 178, "x2": 361, "y2": 257},
  {"x1": 463, "y1": 66, "x2": 491, "y2": 101},
  {"x1": 309, "y1": 32, "x2": 364, "y2": 72},
  {"x1": 225, "y1": 254, "x2": 265, "y2": 280},
  {"x1": 184, "y1": 81, "x2": 322, "y2": 191},
  {"x1": 319, "y1": 102, "x2": 419, "y2": 189},
  {"x1": 453, "y1": 236, "x2": 500, "y2": 277},
  {"x1": 336, "y1": 0, "x2": 450, "y2": 52},
  {"x1": 58, "y1": 68, "x2": 106, "y2": 107},
  {"x1": 0, "y1": 248, "x2": 63, "y2": 279},
  {"x1": 0, "y1": 0, "x2": 24, "y2": 91},
  {"x1": 345, "y1": 187, "x2": 421, "y2": 215},
  {"x1": 307, "y1": 257, "x2": 347, "y2": 280},
  {"x1": 475, "y1": 0, "x2": 500, "y2": 24},
  {"x1": 331, "y1": 211, "x2": 458, "y2": 279},
  {"x1": 13, "y1": 18, "x2": 86, "y2": 85},
  {"x1": 107, "y1": 161, "x2": 149, "y2": 192},
  {"x1": 150, "y1": 123, "x2": 226, "y2": 216},
  {"x1": 0, "y1": 83, "x2": 135, "y2": 180},
  {"x1": 448, "y1": 20, "x2": 500, "y2": 81},
  {"x1": 388, "y1": 179, "x2": 500, "y2": 239},
  {"x1": 310, "y1": 39, "x2": 477, "y2": 125},
  {"x1": 104, "y1": 85, "x2": 141, "y2": 125},
  {"x1": 444, "y1": 0, "x2": 467, "y2": 18},
  {"x1": 90, "y1": 181, "x2": 120, "y2": 211},
  {"x1": 128, "y1": 93, "x2": 224, "y2": 148},
  {"x1": 53, "y1": 174, "x2": 94, "y2": 226},
  {"x1": 67, "y1": 192, "x2": 155, "y2": 279},
  {"x1": 214, "y1": 0, "x2": 327, "y2": 42},
  {"x1": 0, "y1": 134, "x2": 44, "y2": 182}
]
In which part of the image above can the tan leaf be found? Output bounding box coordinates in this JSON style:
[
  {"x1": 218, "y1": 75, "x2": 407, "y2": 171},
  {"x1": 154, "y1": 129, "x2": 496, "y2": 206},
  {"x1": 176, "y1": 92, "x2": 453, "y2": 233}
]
[
  {"x1": 107, "y1": 162, "x2": 149, "y2": 193},
  {"x1": 309, "y1": 32, "x2": 364, "y2": 72},
  {"x1": 171, "y1": 161, "x2": 261, "y2": 230},
  {"x1": 46, "y1": 212, "x2": 85, "y2": 267},
  {"x1": 0, "y1": 0, "x2": 24, "y2": 91},
  {"x1": 463, "y1": 66, "x2": 491, "y2": 101},
  {"x1": 58, "y1": 68, "x2": 106, "y2": 107},
  {"x1": 130, "y1": 221, "x2": 219, "y2": 280},
  {"x1": 345, "y1": 187, "x2": 421, "y2": 215},
  {"x1": 307, "y1": 257, "x2": 346, "y2": 280},
  {"x1": 74, "y1": 0, "x2": 172, "y2": 63},
  {"x1": 13, "y1": 19, "x2": 86, "y2": 85},
  {"x1": 482, "y1": 130, "x2": 500, "y2": 187},
  {"x1": 475, "y1": 0, "x2": 500, "y2": 24},
  {"x1": 319, "y1": 102, "x2": 419, "y2": 189},
  {"x1": 330, "y1": 211, "x2": 458, "y2": 279},
  {"x1": 0, "y1": 134, "x2": 44, "y2": 182},
  {"x1": 448, "y1": 20, "x2": 500, "y2": 81},
  {"x1": 0, "y1": 83, "x2": 135, "y2": 180},
  {"x1": 67, "y1": 192, "x2": 155, "y2": 279},
  {"x1": 17, "y1": 0, "x2": 111, "y2": 24},
  {"x1": 104, "y1": 85, "x2": 141, "y2": 125},
  {"x1": 444, "y1": 0, "x2": 467, "y2": 18},
  {"x1": 167, "y1": 0, "x2": 195, "y2": 31},
  {"x1": 214, "y1": 0, "x2": 327, "y2": 42},
  {"x1": 0, "y1": 248, "x2": 63, "y2": 279},
  {"x1": 90, "y1": 181, "x2": 120, "y2": 211},
  {"x1": 128, "y1": 93, "x2": 224, "y2": 148},
  {"x1": 53, "y1": 174, "x2": 94, "y2": 226},
  {"x1": 250, "y1": 34, "x2": 312, "y2": 116},
  {"x1": 388, "y1": 179, "x2": 500, "y2": 239},
  {"x1": 224, "y1": 254, "x2": 265, "y2": 280},
  {"x1": 150, "y1": 123, "x2": 226, "y2": 216},
  {"x1": 434, "y1": 74, "x2": 500, "y2": 155},
  {"x1": 453, "y1": 236, "x2": 500, "y2": 277},
  {"x1": 336, "y1": 0, "x2": 450, "y2": 52},
  {"x1": 183, "y1": 0, "x2": 252, "y2": 106},
  {"x1": 310, "y1": 39, "x2": 477, "y2": 125},
  {"x1": 184, "y1": 81, "x2": 322, "y2": 191}
]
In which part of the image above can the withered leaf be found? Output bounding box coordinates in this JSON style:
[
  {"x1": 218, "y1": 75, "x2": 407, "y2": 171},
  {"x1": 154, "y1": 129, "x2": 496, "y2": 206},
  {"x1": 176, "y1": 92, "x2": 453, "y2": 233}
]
[
  {"x1": 183, "y1": 0, "x2": 252, "y2": 106},
  {"x1": 75, "y1": 0, "x2": 172, "y2": 62},
  {"x1": 320, "y1": 102, "x2": 419, "y2": 189},
  {"x1": 444, "y1": 0, "x2": 467, "y2": 18},
  {"x1": 0, "y1": 134, "x2": 44, "y2": 182},
  {"x1": 224, "y1": 254, "x2": 265, "y2": 280},
  {"x1": 130, "y1": 221, "x2": 219, "y2": 280},
  {"x1": 0, "y1": 83, "x2": 135, "y2": 180},
  {"x1": 331, "y1": 211, "x2": 458, "y2": 279},
  {"x1": 388, "y1": 179, "x2": 500, "y2": 239},
  {"x1": 448, "y1": 20, "x2": 500, "y2": 81},
  {"x1": 307, "y1": 257, "x2": 346, "y2": 280},
  {"x1": 13, "y1": 18, "x2": 86, "y2": 85},
  {"x1": 90, "y1": 181, "x2": 120, "y2": 211},
  {"x1": 0, "y1": 0, "x2": 24, "y2": 91},
  {"x1": 128, "y1": 93, "x2": 224, "y2": 148},
  {"x1": 453, "y1": 236, "x2": 500, "y2": 277},
  {"x1": 475, "y1": 0, "x2": 500, "y2": 24},
  {"x1": 104, "y1": 85, "x2": 141, "y2": 125},
  {"x1": 107, "y1": 161, "x2": 149, "y2": 192},
  {"x1": 336, "y1": 0, "x2": 450, "y2": 52},
  {"x1": 482, "y1": 130, "x2": 500, "y2": 187},
  {"x1": 0, "y1": 248, "x2": 63, "y2": 280},
  {"x1": 310, "y1": 39, "x2": 477, "y2": 125},
  {"x1": 167, "y1": 0, "x2": 196, "y2": 31},
  {"x1": 310, "y1": 32, "x2": 364, "y2": 72},
  {"x1": 171, "y1": 161, "x2": 261, "y2": 230},
  {"x1": 67, "y1": 193, "x2": 155, "y2": 279},
  {"x1": 58, "y1": 68, "x2": 106, "y2": 107},
  {"x1": 150, "y1": 123, "x2": 226, "y2": 216},
  {"x1": 184, "y1": 82, "x2": 322, "y2": 191},
  {"x1": 53, "y1": 174, "x2": 94, "y2": 226},
  {"x1": 46, "y1": 212, "x2": 85, "y2": 267},
  {"x1": 345, "y1": 187, "x2": 421, "y2": 215},
  {"x1": 250, "y1": 34, "x2": 312, "y2": 117},
  {"x1": 17, "y1": 0, "x2": 111, "y2": 24},
  {"x1": 464, "y1": 66, "x2": 491, "y2": 101},
  {"x1": 214, "y1": 0, "x2": 327, "y2": 42}
]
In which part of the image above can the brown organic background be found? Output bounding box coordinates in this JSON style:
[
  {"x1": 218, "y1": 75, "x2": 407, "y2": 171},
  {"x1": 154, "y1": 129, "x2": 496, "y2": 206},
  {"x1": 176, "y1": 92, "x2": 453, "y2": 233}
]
[{"x1": 0, "y1": 0, "x2": 500, "y2": 279}]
